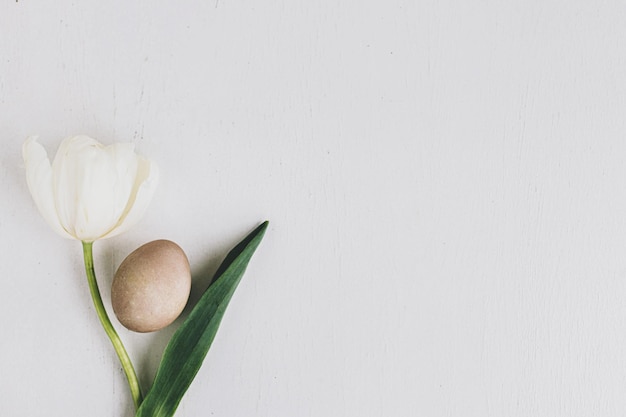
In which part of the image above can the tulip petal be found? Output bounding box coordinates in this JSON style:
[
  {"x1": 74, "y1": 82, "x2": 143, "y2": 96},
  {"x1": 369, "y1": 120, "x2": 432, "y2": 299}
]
[
  {"x1": 54, "y1": 136, "x2": 113, "y2": 240},
  {"x1": 78, "y1": 140, "x2": 138, "y2": 240},
  {"x1": 102, "y1": 156, "x2": 159, "y2": 239},
  {"x1": 23, "y1": 137, "x2": 73, "y2": 239}
]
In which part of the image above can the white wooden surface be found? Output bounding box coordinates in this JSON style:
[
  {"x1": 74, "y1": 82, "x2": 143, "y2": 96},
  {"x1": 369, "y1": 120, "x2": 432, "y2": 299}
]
[{"x1": 2, "y1": 1, "x2": 626, "y2": 416}]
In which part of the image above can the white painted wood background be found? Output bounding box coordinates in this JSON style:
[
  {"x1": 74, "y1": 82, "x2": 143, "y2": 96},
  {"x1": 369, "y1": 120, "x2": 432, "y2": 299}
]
[{"x1": 1, "y1": 1, "x2": 626, "y2": 416}]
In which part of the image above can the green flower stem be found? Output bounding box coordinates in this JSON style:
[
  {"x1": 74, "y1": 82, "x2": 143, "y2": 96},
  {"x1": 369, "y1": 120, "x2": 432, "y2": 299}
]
[{"x1": 82, "y1": 241, "x2": 143, "y2": 410}]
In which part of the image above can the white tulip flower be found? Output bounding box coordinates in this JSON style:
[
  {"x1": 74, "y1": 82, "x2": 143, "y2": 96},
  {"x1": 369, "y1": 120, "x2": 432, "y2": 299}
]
[{"x1": 23, "y1": 135, "x2": 158, "y2": 242}]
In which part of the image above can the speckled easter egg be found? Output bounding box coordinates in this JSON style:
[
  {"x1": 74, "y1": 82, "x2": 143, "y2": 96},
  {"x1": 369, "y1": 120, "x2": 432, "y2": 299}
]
[{"x1": 111, "y1": 240, "x2": 191, "y2": 333}]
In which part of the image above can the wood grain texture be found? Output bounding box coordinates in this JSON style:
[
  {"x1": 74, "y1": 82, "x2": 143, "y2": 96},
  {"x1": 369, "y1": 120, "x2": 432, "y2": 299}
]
[{"x1": 2, "y1": 1, "x2": 626, "y2": 416}]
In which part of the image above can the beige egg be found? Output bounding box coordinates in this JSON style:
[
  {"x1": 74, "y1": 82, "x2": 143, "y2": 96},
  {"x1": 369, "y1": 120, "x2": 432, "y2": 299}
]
[{"x1": 112, "y1": 240, "x2": 191, "y2": 333}]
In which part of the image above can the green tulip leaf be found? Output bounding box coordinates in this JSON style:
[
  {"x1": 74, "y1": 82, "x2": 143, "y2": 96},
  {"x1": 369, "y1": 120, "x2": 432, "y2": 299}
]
[{"x1": 136, "y1": 221, "x2": 269, "y2": 417}]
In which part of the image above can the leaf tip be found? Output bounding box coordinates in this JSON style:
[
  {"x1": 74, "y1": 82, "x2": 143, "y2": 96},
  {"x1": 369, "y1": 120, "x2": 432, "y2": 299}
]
[{"x1": 256, "y1": 220, "x2": 269, "y2": 236}]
